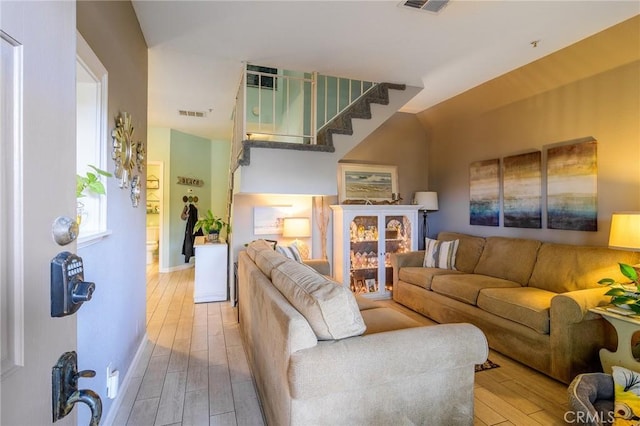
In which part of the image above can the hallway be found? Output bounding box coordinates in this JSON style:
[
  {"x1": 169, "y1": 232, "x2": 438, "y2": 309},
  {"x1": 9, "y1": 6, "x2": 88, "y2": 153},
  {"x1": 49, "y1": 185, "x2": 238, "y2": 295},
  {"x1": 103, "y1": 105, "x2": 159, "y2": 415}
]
[{"x1": 112, "y1": 265, "x2": 264, "y2": 425}]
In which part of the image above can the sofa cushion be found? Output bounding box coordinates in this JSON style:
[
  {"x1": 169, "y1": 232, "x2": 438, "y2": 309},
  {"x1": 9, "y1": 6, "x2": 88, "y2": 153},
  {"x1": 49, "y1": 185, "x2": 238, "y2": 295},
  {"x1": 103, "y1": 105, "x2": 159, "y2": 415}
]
[
  {"x1": 477, "y1": 287, "x2": 555, "y2": 334},
  {"x1": 360, "y1": 307, "x2": 422, "y2": 335},
  {"x1": 423, "y1": 238, "x2": 459, "y2": 269},
  {"x1": 254, "y1": 248, "x2": 288, "y2": 278},
  {"x1": 438, "y1": 232, "x2": 486, "y2": 273},
  {"x1": 473, "y1": 237, "x2": 541, "y2": 285},
  {"x1": 272, "y1": 260, "x2": 366, "y2": 340},
  {"x1": 276, "y1": 243, "x2": 303, "y2": 262},
  {"x1": 431, "y1": 274, "x2": 520, "y2": 305},
  {"x1": 399, "y1": 267, "x2": 464, "y2": 290},
  {"x1": 246, "y1": 239, "x2": 276, "y2": 261},
  {"x1": 529, "y1": 243, "x2": 640, "y2": 293}
]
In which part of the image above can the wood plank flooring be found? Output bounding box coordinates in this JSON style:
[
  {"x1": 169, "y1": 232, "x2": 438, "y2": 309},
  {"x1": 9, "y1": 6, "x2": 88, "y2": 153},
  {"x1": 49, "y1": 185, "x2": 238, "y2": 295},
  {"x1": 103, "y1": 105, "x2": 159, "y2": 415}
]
[{"x1": 113, "y1": 265, "x2": 570, "y2": 425}]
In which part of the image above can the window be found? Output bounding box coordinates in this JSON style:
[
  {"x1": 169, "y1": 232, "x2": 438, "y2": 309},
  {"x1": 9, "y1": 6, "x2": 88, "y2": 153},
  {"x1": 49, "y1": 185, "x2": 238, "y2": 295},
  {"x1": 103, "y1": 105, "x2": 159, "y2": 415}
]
[
  {"x1": 76, "y1": 32, "x2": 109, "y2": 245},
  {"x1": 247, "y1": 65, "x2": 278, "y2": 90}
]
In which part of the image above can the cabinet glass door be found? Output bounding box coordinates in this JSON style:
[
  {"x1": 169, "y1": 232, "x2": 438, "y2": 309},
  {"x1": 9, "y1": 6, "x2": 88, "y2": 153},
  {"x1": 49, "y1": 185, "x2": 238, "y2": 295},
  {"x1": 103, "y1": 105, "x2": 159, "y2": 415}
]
[
  {"x1": 349, "y1": 215, "x2": 379, "y2": 295},
  {"x1": 383, "y1": 215, "x2": 412, "y2": 292}
]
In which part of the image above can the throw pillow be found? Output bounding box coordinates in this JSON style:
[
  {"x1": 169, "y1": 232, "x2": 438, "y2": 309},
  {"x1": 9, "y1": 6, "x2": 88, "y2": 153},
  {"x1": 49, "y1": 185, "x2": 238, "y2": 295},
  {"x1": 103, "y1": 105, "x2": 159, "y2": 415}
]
[
  {"x1": 423, "y1": 238, "x2": 459, "y2": 270},
  {"x1": 612, "y1": 365, "x2": 640, "y2": 425},
  {"x1": 276, "y1": 243, "x2": 302, "y2": 263}
]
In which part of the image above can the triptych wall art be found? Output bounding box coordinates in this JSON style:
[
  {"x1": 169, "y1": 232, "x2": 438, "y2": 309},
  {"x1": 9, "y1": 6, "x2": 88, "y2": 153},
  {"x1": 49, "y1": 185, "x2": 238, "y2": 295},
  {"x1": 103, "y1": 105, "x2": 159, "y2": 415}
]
[{"x1": 469, "y1": 138, "x2": 597, "y2": 231}]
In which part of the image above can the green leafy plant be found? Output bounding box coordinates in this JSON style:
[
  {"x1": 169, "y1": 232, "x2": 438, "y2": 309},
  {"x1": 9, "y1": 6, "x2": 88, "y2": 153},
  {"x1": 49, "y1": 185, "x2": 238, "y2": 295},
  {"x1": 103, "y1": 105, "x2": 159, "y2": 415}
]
[
  {"x1": 598, "y1": 263, "x2": 640, "y2": 313},
  {"x1": 193, "y1": 209, "x2": 230, "y2": 235},
  {"x1": 77, "y1": 165, "x2": 112, "y2": 198}
]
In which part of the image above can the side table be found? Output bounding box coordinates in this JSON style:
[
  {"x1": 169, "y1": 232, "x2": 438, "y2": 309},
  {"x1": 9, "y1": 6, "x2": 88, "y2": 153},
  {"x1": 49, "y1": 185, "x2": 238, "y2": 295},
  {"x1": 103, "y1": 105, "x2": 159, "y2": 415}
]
[{"x1": 590, "y1": 306, "x2": 640, "y2": 373}]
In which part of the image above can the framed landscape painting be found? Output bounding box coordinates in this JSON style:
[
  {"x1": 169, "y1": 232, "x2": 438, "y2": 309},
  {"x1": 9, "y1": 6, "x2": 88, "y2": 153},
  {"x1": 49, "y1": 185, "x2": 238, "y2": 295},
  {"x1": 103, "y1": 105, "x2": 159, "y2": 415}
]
[
  {"x1": 469, "y1": 159, "x2": 500, "y2": 226},
  {"x1": 338, "y1": 164, "x2": 397, "y2": 203},
  {"x1": 547, "y1": 138, "x2": 597, "y2": 231}
]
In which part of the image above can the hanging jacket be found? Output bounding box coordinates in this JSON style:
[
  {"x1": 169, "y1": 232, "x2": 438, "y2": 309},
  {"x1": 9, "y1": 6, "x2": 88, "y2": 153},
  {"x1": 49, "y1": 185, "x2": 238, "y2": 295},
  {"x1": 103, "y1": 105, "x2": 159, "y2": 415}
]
[{"x1": 182, "y1": 204, "x2": 203, "y2": 262}]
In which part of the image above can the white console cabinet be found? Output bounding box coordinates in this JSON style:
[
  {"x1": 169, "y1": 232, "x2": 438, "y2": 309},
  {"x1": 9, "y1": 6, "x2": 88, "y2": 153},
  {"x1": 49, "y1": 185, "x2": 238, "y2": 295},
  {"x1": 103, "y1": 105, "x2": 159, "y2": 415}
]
[
  {"x1": 194, "y1": 236, "x2": 228, "y2": 303},
  {"x1": 331, "y1": 205, "x2": 419, "y2": 299}
]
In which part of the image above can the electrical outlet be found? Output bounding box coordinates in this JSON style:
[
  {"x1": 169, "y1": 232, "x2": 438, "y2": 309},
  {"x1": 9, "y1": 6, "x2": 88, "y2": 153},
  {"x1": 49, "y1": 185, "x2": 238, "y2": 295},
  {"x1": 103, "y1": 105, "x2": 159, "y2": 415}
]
[{"x1": 106, "y1": 363, "x2": 119, "y2": 399}]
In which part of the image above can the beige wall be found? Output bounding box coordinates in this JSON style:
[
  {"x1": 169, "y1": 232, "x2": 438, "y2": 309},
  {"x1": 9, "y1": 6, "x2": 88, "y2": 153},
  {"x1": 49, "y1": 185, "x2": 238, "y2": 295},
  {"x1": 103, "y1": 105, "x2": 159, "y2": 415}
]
[
  {"x1": 417, "y1": 16, "x2": 640, "y2": 246},
  {"x1": 76, "y1": 1, "x2": 149, "y2": 423},
  {"x1": 342, "y1": 112, "x2": 429, "y2": 205}
]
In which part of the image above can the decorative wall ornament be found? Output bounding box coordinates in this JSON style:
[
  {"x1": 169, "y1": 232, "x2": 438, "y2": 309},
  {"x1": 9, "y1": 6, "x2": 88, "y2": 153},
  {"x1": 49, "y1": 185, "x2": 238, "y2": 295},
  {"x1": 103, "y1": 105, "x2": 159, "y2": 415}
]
[
  {"x1": 469, "y1": 159, "x2": 500, "y2": 226},
  {"x1": 503, "y1": 151, "x2": 541, "y2": 228},
  {"x1": 130, "y1": 175, "x2": 141, "y2": 208},
  {"x1": 177, "y1": 176, "x2": 204, "y2": 187},
  {"x1": 111, "y1": 112, "x2": 144, "y2": 189},
  {"x1": 547, "y1": 138, "x2": 597, "y2": 231}
]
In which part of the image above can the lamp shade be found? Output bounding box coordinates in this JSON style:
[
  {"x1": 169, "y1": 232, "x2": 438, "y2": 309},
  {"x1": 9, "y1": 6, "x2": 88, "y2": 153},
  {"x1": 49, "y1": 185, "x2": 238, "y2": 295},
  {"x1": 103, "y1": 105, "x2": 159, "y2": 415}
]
[
  {"x1": 609, "y1": 212, "x2": 640, "y2": 251},
  {"x1": 282, "y1": 217, "x2": 311, "y2": 238},
  {"x1": 414, "y1": 191, "x2": 439, "y2": 211}
]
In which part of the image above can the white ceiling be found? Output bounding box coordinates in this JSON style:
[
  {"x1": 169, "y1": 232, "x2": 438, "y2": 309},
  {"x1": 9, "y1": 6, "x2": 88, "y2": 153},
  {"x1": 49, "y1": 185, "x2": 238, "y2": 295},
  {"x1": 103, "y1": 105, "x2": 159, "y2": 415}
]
[{"x1": 131, "y1": 1, "x2": 639, "y2": 141}]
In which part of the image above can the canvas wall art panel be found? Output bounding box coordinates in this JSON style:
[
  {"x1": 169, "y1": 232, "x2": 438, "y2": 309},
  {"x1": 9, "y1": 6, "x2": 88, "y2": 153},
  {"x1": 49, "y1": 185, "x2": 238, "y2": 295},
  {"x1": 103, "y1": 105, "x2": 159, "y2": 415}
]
[
  {"x1": 547, "y1": 139, "x2": 597, "y2": 231},
  {"x1": 253, "y1": 205, "x2": 292, "y2": 235},
  {"x1": 503, "y1": 151, "x2": 542, "y2": 228},
  {"x1": 470, "y1": 159, "x2": 500, "y2": 226}
]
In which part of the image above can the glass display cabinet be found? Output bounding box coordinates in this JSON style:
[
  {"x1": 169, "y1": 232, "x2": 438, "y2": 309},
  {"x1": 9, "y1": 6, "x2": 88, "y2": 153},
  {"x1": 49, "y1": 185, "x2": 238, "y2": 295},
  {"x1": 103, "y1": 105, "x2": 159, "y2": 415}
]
[{"x1": 331, "y1": 205, "x2": 419, "y2": 298}]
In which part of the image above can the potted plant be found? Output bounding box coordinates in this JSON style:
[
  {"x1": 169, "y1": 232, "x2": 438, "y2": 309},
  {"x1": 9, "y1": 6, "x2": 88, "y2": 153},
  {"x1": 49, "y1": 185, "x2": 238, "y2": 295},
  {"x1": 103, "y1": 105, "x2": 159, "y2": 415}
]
[
  {"x1": 598, "y1": 263, "x2": 640, "y2": 313},
  {"x1": 193, "y1": 209, "x2": 230, "y2": 243},
  {"x1": 77, "y1": 165, "x2": 112, "y2": 198},
  {"x1": 76, "y1": 165, "x2": 112, "y2": 225}
]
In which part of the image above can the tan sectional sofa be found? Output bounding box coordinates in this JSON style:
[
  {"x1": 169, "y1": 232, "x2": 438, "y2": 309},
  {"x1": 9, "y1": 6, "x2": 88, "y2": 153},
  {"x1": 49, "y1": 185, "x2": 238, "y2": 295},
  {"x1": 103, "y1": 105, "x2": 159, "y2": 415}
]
[
  {"x1": 238, "y1": 240, "x2": 488, "y2": 425},
  {"x1": 392, "y1": 232, "x2": 640, "y2": 384}
]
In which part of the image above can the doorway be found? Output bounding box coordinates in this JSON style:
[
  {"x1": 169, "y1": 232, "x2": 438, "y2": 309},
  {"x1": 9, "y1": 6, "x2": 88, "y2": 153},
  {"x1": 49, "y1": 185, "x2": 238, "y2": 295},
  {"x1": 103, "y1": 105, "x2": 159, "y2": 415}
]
[{"x1": 146, "y1": 161, "x2": 164, "y2": 268}]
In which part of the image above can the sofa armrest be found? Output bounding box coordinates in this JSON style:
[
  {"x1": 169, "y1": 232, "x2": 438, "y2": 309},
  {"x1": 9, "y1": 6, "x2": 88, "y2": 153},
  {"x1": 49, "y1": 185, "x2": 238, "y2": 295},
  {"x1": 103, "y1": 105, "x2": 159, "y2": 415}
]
[
  {"x1": 550, "y1": 287, "x2": 612, "y2": 383},
  {"x1": 391, "y1": 251, "x2": 425, "y2": 285},
  {"x1": 287, "y1": 323, "x2": 487, "y2": 399},
  {"x1": 551, "y1": 287, "x2": 610, "y2": 324},
  {"x1": 303, "y1": 259, "x2": 331, "y2": 276}
]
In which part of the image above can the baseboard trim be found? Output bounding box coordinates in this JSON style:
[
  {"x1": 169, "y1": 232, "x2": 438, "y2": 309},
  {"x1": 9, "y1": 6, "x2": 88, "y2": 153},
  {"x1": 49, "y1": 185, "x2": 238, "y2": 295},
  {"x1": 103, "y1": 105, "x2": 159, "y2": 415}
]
[{"x1": 101, "y1": 332, "x2": 149, "y2": 426}]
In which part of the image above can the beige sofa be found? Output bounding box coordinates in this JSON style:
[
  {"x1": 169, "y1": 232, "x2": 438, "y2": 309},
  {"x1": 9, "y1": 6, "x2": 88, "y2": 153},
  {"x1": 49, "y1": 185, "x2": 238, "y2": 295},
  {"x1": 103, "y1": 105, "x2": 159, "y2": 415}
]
[
  {"x1": 392, "y1": 232, "x2": 640, "y2": 384},
  {"x1": 238, "y1": 239, "x2": 488, "y2": 426}
]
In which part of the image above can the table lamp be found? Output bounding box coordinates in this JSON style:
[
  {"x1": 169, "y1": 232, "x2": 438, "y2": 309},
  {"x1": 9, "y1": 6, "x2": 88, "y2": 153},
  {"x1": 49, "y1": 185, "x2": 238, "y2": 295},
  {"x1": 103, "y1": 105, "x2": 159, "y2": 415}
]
[
  {"x1": 414, "y1": 191, "x2": 439, "y2": 249},
  {"x1": 609, "y1": 212, "x2": 640, "y2": 252},
  {"x1": 283, "y1": 217, "x2": 311, "y2": 259}
]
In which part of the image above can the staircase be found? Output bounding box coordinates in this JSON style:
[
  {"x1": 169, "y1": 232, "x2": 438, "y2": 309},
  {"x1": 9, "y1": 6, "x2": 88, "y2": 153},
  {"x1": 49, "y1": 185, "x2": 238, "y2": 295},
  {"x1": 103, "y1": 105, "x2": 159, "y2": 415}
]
[
  {"x1": 233, "y1": 82, "x2": 421, "y2": 196},
  {"x1": 316, "y1": 83, "x2": 406, "y2": 148},
  {"x1": 238, "y1": 82, "x2": 409, "y2": 167}
]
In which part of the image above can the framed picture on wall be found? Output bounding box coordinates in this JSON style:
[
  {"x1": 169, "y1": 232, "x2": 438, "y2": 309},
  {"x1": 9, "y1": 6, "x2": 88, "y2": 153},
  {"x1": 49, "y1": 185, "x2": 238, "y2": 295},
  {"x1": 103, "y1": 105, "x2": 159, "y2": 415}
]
[
  {"x1": 338, "y1": 163, "x2": 398, "y2": 204},
  {"x1": 253, "y1": 205, "x2": 292, "y2": 235}
]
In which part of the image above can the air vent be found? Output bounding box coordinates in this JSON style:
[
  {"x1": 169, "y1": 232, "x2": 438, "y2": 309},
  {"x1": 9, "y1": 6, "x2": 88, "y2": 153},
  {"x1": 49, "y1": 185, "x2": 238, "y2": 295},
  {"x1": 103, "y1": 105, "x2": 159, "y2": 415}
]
[
  {"x1": 178, "y1": 110, "x2": 207, "y2": 118},
  {"x1": 400, "y1": 0, "x2": 449, "y2": 13}
]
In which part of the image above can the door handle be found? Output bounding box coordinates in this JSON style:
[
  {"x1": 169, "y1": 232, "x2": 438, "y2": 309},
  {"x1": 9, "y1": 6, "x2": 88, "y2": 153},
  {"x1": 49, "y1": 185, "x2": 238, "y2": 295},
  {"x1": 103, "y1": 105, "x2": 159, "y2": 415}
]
[{"x1": 52, "y1": 351, "x2": 102, "y2": 426}]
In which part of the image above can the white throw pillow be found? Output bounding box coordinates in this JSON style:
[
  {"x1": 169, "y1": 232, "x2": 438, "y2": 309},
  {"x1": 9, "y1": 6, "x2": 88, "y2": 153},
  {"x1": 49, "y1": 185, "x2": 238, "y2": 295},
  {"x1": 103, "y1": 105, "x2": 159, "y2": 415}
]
[
  {"x1": 276, "y1": 243, "x2": 302, "y2": 263},
  {"x1": 423, "y1": 238, "x2": 459, "y2": 270}
]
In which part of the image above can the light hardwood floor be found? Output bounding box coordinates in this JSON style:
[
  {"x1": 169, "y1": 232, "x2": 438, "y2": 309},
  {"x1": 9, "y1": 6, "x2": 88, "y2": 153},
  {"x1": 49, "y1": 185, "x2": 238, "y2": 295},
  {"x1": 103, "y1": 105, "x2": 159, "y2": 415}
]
[{"x1": 113, "y1": 265, "x2": 570, "y2": 425}]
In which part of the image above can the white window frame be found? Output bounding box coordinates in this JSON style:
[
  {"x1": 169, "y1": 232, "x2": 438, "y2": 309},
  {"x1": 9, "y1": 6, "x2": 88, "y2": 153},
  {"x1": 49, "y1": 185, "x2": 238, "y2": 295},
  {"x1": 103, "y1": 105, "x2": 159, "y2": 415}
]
[{"x1": 76, "y1": 31, "x2": 110, "y2": 247}]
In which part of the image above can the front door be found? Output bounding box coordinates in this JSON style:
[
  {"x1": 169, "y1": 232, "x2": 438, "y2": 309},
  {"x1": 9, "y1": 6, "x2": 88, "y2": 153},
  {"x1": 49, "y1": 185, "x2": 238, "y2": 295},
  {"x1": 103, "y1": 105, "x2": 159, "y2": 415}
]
[{"x1": 2, "y1": 2, "x2": 80, "y2": 424}]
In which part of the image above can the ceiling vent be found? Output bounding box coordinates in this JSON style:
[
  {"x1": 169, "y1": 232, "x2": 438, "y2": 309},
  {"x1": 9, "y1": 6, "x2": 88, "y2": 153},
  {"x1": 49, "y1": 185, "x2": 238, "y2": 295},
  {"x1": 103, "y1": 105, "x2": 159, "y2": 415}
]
[
  {"x1": 178, "y1": 109, "x2": 207, "y2": 118},
  {"x1": 400, "y1": 0, "x2": 449, "y2": 13}
]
